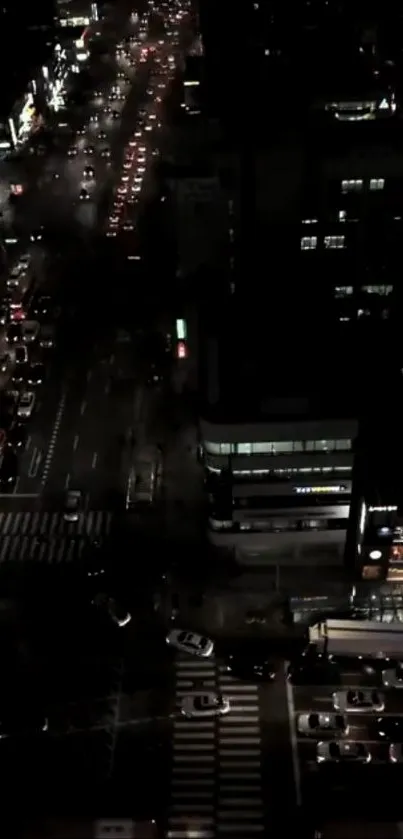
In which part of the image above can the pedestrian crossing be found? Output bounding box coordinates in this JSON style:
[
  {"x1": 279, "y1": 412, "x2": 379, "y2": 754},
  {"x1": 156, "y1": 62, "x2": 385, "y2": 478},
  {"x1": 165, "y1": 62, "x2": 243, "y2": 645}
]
[
  {"x1": 168, "y1": 654, "x2": 264, "y2": 839},
  {"x1": 0, "y1": 510, "x2": 112, "y2": 564}
]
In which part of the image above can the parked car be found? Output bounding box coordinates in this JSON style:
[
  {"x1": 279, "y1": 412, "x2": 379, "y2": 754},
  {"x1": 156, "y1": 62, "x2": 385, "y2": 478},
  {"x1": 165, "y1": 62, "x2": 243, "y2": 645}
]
[{"x1": 166, "y1": 629, "x2": 214, "y2": 658}]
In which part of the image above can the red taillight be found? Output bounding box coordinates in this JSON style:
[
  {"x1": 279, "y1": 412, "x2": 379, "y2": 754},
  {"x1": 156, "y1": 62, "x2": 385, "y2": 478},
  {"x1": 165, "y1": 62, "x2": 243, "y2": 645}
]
[{"x1": 177, "y1": 341, "x2": 187, "y2": 359}]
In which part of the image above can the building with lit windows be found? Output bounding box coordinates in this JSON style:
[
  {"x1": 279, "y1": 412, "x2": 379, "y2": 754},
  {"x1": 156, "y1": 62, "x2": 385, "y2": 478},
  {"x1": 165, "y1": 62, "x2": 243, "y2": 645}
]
[
  {"x1": 199, "y1": 297, "x2": 361, "y2": 570},
  {"x1": 54, "y1": 0, "x2": 98, "y2": 29}
]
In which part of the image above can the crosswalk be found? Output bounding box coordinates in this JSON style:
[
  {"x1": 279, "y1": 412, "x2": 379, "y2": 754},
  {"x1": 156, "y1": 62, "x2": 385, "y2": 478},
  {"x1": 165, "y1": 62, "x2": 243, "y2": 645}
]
[
  {"x1": 0, "y1": 511, "x2": 112, "y2": 564},
  {"x1": 168, "y1": 654, "x2": 264, "y2": 838}
]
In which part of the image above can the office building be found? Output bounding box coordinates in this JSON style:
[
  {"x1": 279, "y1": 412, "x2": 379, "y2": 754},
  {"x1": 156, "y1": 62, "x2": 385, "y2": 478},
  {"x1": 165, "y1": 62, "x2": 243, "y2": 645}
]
[
  {"x1": 199, "y1": 295, "x2": 361, "y2": 571},
  {"x1": 54, "y1": 0, "x2": 98, "y2": 28}
]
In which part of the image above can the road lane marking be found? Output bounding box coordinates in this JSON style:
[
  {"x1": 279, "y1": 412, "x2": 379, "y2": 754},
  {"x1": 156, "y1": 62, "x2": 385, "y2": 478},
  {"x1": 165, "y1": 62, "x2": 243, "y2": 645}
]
[
  {"x1": 73, "y1": 435, "x2": 79, "y2": 451},
  {"x1": 25, "y1": 435, "x2": 31, "y2": 451},
  {"x1": 65, "y1": 473, "x2": 70, "y2": 489},
  {"x1": 92, "y1": 452, "x2": 98, "y2": 469},
  {"x1": 87, "y1": 370, "x2": 92, "y2": 381},
  {"x1": 285, "y1": 661, "x2": 302, "y2": 807},
  {"x1": 104, "y1": 382, "x2": 110, "y2": 395},
  {"x1": 41, "y1": 391, "x2": 66, "y2": 487},
  {"x1": 28, "y1": 448, "x2": 42, "y2": 478},
  {"x1": 13, "y1": 477, "x2": 20, "y2": 494},
  {"x1": 80, "y1": 400, "x2": 86, "y2": 415}
]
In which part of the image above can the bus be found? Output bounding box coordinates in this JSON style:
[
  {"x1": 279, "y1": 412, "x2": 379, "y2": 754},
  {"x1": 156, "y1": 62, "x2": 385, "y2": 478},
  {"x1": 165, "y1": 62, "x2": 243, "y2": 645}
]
[{"x1": 125, "y1": 452, "x2": 160, "y2": 511}]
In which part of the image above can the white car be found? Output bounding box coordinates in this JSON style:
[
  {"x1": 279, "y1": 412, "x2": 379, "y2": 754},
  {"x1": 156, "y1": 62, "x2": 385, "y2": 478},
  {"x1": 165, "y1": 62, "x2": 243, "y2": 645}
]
[
  {"x1": 297, "y1": 712, "x2": 348, "y2": 737},
  {"x1": 0, "y1": 353, "x2": 9, "y2": 373},
  {"x1": 17, "y1": 391, "x2": 36, "y2": 418},
  {"x1": 166, "y1": 629, "x2": 214, "y2": 658},
  {"x1": 333, "y1": 689, "x2": 385, "y2": 713},
  {"x1": 317, "y1": 741, "x2": 371, "y2": 764},
  {"x1": 64, "y1": 489, "x2": 82, "y2": 522},
  {"x1": 382, "y1": 663, "x2": 403, "y2": 688},
  {"x1": 181, "y1": 693, "x2": 230, "y2": 719}
]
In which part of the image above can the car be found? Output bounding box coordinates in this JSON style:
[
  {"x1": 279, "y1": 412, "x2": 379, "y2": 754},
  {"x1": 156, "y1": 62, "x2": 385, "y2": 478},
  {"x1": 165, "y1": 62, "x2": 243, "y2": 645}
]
[
  {"x1": 92, "y1": 593, "x2": 131, "y2": 627},
  {"x1": 17, "y1": 391, "x2": 35, "y2": 419},
  {"x1": 7, "y1": 422, "x2": 26, "y2": 450},
  {"x1": 0, "y1": 449, "x2": 18, "y2": 489},
  {"x1": 382, "y1": 662, "x2": 403, "y2": 688},
  {"x1": 21, "y1": 321, "x2": 39, "y2": 343},
  {"x1": 77, "y1": 127, "x2": 85, "y2": 135},
  {"x1": 11, "y1": 364, "x2": 26, "y2": 384},
  {"x1": 7, "y1": 323, "x2": 22, "y2": 343},
  {"x1": 32, "y1": 295, "x2": 51, "y2": 318},
  {"x1": 180, "y1": 693, "x2": 230, "y2": 719},
  {"x1": 0, "y1": 305, "x2": 8, "y2": 325},
  {"x1": 109, "y1": 93, "x2": 117, "y2": 101},
  {"x1": 14, "y1": 345, "x2": 28, "y2": 364},
  {"x1": 112, "y1": 110, "x2": 120, "y2": 119},
  {"x1": 122, "y1": 222, "x2": 135, "y2": 232},
  {"x1": 389, "y1": 743, "x2": 403, "y2": 763},
  {"x1": 89, "y1": 114, "x2": 99, "y2": 123},
  {"x1": 39, "y1": 323, "x2": 55, "y2": 349},
  {"x1": 333, "y1": 689, "x2": 385, "y2": 713},
  {"x1": 225, "y1": 643, "x2": 276, "y2": 682},
  {"x1": 166, "y1": 629, "x2": 214, "y2": 657},
  {"x1": 63, "y1": 489, "x2": 82, "y2": 522},
  {"x1": 97, "y1": 131, "x2": 107, "y2": 140},
  {"x1": 7, "y1": 266, "x2": 22, "y2": 288},
  {"x1": 83, "y1": 165, "x2": 95, "y2": 178},
  {"x1": 287, "y1": 657, "x2": 341, "y2": 686},
  {"x1": 317, "y1": 741, "x2": 371, "y2": 764},
  {"x1": 101, "y1": 148, "x2": 111, "y2": 158},
  {"x1": 103, "y1": 106, "x2": 111, "y2": 114},
  {"x1": 370, "y1": 715, "x2": 403, "y2": 740},
  {"x1": 0, "y1": 352, "x2": 9, "y2": 373},
  {"x1": 67, "y1": 147, "x2": 78, "y2": 157},
  {"x1": 79, "y1": 188, "x2": 90, "y2": 201},
  {"x1": 27, "y1": 363, "x2": 44, "y2": 386},
  {"x1": 298, "y1": 712, "x2": 349, "y2": 736},
  {"x1": 123, "y1": 161, "x2": 133, "y2": 170},
  {"x1": 9, "y1": 303, "x2": 26, "y2": 322}
]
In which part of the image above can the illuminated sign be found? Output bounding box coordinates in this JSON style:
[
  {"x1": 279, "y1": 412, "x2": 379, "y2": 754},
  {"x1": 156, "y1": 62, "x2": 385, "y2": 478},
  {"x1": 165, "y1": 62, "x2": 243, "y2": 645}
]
[
  {"x1": 176, "y1": 318, "x2": 187, "y2": 341},
  {"x1": 369, "y1": 505, "x2": 397, "y2": 512},
  {"x1": 60, "y1": 15, "x2": 90, "y2": 26},
  {"x1": 295, "y1": 485, "x2": 347, "y2": 495}
]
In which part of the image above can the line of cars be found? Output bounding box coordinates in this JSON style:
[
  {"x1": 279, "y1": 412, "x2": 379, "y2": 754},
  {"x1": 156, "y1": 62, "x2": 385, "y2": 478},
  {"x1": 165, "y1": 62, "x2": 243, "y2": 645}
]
[
  {"x1": 105, "y1": 33, "x2": 177, "y2": 239},
  {"x1": 289, "y1": 653, "x2": 403, "y2": 767},
  {"x1": 0, "y1": 256, "x2": 54, "y2": 490}
]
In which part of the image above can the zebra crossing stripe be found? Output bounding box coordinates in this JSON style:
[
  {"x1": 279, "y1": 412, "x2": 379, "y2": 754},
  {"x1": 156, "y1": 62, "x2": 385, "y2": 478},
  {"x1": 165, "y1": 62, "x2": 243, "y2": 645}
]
[{"x1": 0, "y1": 511, "x2": 113, "y2": 563}]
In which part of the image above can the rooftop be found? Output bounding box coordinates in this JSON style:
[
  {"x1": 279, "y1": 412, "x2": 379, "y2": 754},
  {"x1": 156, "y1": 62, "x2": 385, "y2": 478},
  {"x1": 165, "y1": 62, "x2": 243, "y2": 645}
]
[{"x1": 199, "y1": 293, "x2": 396, "y2": 425}]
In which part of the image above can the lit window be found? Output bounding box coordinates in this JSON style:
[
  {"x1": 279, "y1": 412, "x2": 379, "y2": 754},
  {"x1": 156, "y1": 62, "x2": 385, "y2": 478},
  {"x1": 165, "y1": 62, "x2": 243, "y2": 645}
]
[
  {"x1": 369, "y1": 178, "x2": 385, "y2": 191},
  {"x1": 301, "y1": 236, "x2": 317, "y2": 250},
  {"x1": 301, "y1": 218, "x2": 318, "y2": 224},
  {"x1": 362, "y1": 284, "x2": 393, "y2": 296},
  {"x1": 334, "y1": 286, "x2": 353, "y2": 297},
  {"x1": 324, "y1": 235, "x2": 345, "y2": 249},
  {"x1": 237, "y1": 443, "x2": 253, "y2": 455},
  {"x1": 338, "y1": 210, "x2": 347, "y2": 222},
  {"x1": 341, "y1": 179, "x2": 363, "y2": 194}
]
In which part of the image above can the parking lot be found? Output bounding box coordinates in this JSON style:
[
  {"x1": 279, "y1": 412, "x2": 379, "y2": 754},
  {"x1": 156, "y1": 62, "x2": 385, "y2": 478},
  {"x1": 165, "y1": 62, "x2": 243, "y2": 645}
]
[{"x1": 288, "y1": 656, "x2": 403, "y2": 820}]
